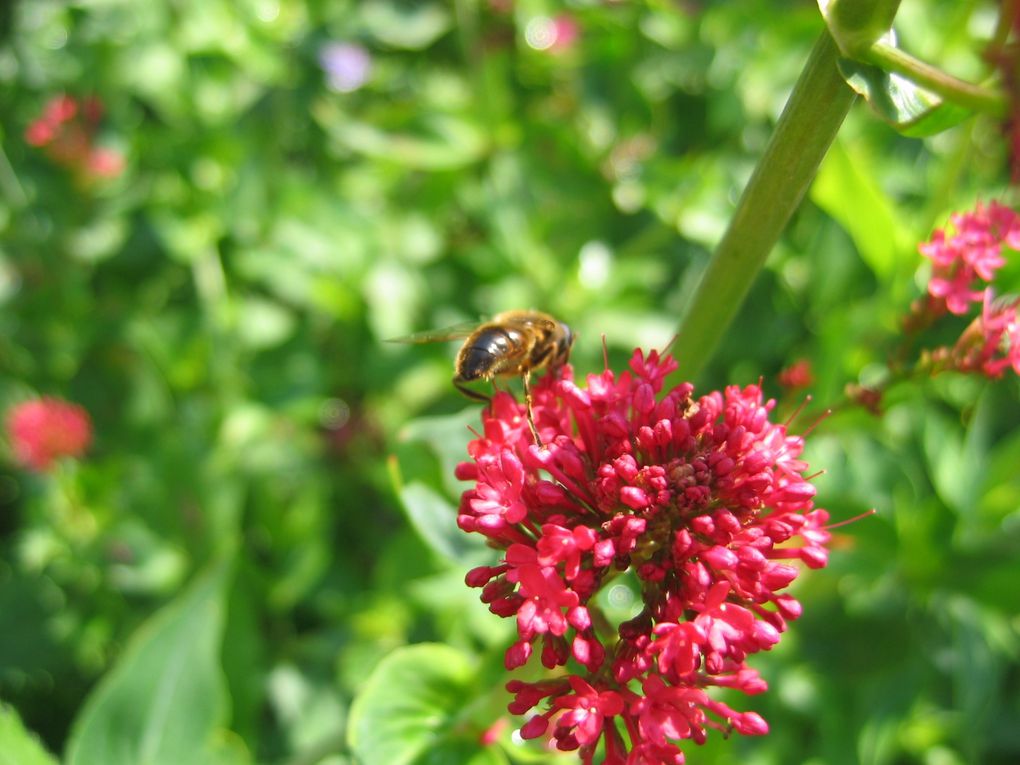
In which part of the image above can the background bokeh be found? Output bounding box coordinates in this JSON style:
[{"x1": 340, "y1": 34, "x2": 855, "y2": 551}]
[{"x1": 1, "y1": 1, "x2": 1018, "y2": 764}]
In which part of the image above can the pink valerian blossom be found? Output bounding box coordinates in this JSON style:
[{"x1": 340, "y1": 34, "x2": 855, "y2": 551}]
[
  {"x1": 24, "y1": 95, "x2": 123, "y2": 181},
  {"x1": 919, "y1": 201, "x2": 1019, "y2": 316},
  {"x1": 908, "y1": 202, "x2": 1020, "y2": 381},
  {"x1": 457, "y1": 349, "x2": 831, "y2": 763},
  {"x1": 933, "y1": 289, "x2": 1020, "y2": 378},
  {"x1": 6, "y1": 397, "x2": 93, "y2": 472}
]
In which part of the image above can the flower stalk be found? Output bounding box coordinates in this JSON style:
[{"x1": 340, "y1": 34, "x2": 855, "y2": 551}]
[
  {"x1": 672, "y1": 31, "x2": 855, "y2": 382},
  {"x1": 863, "y1": 41, "x2": 1007, "y2": 116}
]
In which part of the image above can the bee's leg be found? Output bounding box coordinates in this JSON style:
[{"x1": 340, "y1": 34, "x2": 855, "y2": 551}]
[
  {"x1": 454, "y1": 379, "x2": 491, "y2": 403},
  {"x1": 521, "y1": 370, "x2": 543, "y2": 446}
]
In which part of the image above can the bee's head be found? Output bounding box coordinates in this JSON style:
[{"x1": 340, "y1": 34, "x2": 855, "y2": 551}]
[{"x1": 554, "y1": 322, "x2": 575, "y2": 367}]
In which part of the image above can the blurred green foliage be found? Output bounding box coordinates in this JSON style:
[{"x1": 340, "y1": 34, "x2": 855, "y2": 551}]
[{"x1": 0, "y1": 1, "x2": 1018, "y2": 764}]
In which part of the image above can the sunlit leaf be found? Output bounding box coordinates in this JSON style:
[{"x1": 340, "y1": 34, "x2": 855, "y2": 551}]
[
  {"x1": 396, "y1": 481, "x2": 487, "y2": 564},
  {"x1": 811, "y1": 137, "x2": 914, "y2": 280},
  {"x1": 922, "y1": 393, "x2": 989, "y2": 518},
  {"x1": 347, "y1": 644, "x2": 506, "y2": 765},
  {"x1": 389, "y1": 407, "x2": 490, "y2": 564},
  {"x1": 361, "y1": 1, "x2": 451, "y2": 50},
  {"x1": 235, "y1": 296, "x2": 297, "y2": 350},
  {"x1": 0, "y1": 704, "x2": 58, "y2": 765},
  {"x1": 396, "y1": 408, "x2": 478, "y2": 498}
]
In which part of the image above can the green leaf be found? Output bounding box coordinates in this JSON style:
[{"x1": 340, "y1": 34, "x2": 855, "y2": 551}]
[
  {"x1": 361, "y1": 1, "x2": 451, "y2": 50},
  {"x1": 235, "y1": 296, "x2": 297, "y2": 350},
  {"x1": 0, "y1": 704, "x2": 59, "y2": 765},
  {"x1": 391, "y1": 408, "x2": 491, "y2": 564},
  {"x1": 398, "y1": 481, "x2": 487, "y2": 564},
  {"x1": 149, "y1": 211, "x2": 223, "y2": 264},
  {"x1": 347, "y1": 643, "x2": 504, "y2": 765},
  {"x1": 837, "y1": 58, "x2": 971, "y2": 137},
  {"x1": 396, "y1": 408, "x2": 478, "y2": 498},
  {"x1": 811, "y1": 137, "x2": 913, "y2": 280},
  {"x1": 314, "y1": 103, "x2": 488, "y2": 170},
  {"x1": 923, "y1": 391, "x2": 990, "y2": 519},
  {"x1": 65, "y1": 558, "x2": 245, "y2": 765}
]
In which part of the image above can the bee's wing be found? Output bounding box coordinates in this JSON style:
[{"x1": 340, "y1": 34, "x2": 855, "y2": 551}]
[{"x1": 387, "y1": 320, "x2": 480, "y2": 345}]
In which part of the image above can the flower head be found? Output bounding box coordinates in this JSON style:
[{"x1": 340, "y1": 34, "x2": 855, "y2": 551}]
[
  {"x1": 24, "y1": 94, "x2": 123, "y2": 182},
  {"x1": 919, "y1": 202, "x2": 1019, "y2": 316},
  {"x1": 6, "y1": 397, "x2": 92, "y2": 472},
  {"x1": 909, "y1": 202, "x2": 1020, "y2": 382},
  {"x1": 458, "y1": 350, "x2": 831, "y2": 763},
  {"x1": 943, "y1": 289, "x2": 1020, "y2": 378}
]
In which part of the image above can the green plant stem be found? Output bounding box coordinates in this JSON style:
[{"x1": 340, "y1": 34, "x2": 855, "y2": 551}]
[
  {"x1": 0, "y1": 142, "x2": 29, "y2": 208},
  {"x1": 670, "y1": 31, "x2": 855, "y2": 383},
  {"x1": 865, "y1": 41, "x2": 1006, "y2": 116}
]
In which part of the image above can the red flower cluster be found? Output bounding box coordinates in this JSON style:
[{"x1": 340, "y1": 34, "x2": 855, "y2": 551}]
[
  {"x1": 915, "y1": 202, "x2": 1020, "y2": 379},
  {"x1": 456, "y1": 350, "x2": 830, "y2": 764},
  {"x1": 6, "y1": 397, "x2": 93, "y2": 472},
  {"x1": 24, "y1": 95, "x2": 123, "y2": 180},
  {"x1": 919, "y1": 202, "x2": 1018, "y2": 316},
  {"x1": 944, "y1": 290, "x2": 1020, "y2": 378}
]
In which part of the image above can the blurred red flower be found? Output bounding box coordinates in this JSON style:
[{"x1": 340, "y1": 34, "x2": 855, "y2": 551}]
[
  {"x1": 24, "y1": 94, "x2": 123, "y2": 182},
  {"x1": 777, "y1": 359, "x2": 813, "y2": 389},
  {"x1": 6, "y1": 397, "x2": 93, "y2": 472}
]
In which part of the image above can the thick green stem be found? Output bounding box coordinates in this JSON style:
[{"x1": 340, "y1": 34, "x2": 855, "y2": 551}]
[{"x1": 670, "y1": 31, "x2": 855, "y2": 382}]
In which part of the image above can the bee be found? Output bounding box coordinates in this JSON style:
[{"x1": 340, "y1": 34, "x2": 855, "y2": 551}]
[{"x1": 392, "y1": 310, "x2": 575, "y2": 443}]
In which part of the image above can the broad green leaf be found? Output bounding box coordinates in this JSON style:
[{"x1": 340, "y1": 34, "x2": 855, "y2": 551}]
[
  {"x1": 397, "y1": 481, "x2": 487, "y2": 564},
  {"x1": 837, "y1": 58, "x2": 971, "y2": 137},
  {"x1": 347, "y1": 643, "x2": 505, "y2": 765},
  {"x1": 396, "y1": 408, "x2": 477, "y2": 498},
  {"x1": 947, "y1": 598, "x2": 1002, "y2": 716},
  {"x1": 391, "y1": 407, "x2": 491, "y2": 563},
  {"x1": 922, "y1": 392, "x2": 989, "y2": 518},
  {"x1": 0, "y1": 704, "x2": 59, "y2": 765},
  {"x1": 65, "y1": 559, "x2": 244, "y2": 765},
  {"x1": 812, "y1": 137, "x2": 913, "y2": 280}
]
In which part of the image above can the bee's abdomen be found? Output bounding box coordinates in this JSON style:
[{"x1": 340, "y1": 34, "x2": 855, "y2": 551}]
[{"x1": 455, "y1": 327, "x2": 521, "y2": 381}]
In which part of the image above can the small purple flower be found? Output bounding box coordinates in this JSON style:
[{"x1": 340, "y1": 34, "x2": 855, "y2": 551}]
[{"x1": 318, "y1": 42, "x2": 371, "y2": 93}]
